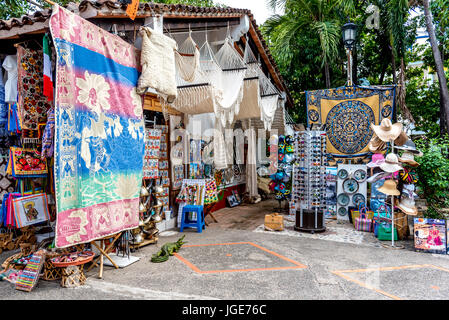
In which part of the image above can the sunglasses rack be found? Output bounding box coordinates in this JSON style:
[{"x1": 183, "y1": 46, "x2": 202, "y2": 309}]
[{"x1": 292, "y1": 130, "x2": 327, "y2": 211}]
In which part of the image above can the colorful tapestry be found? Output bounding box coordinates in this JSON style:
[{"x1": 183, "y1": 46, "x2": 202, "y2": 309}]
[
  {"x1": 306, "y1": 86, "x2": 395, "y2": 157},
  {"x1": 50, "y1": 5, "x2": 144, "y2": 248},
  {"x1": 17, "y1": 45, "x2": 52, "y2": 130}
]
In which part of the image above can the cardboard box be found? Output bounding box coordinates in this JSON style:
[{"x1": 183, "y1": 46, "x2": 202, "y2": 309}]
[{"x1": 264, "y1": 213, "x2": 284, "y2": 231}]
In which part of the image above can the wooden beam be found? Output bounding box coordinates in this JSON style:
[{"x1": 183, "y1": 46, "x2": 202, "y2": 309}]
[{"x1": 143, "y1": 94, "x2": 182, "y2": 116}]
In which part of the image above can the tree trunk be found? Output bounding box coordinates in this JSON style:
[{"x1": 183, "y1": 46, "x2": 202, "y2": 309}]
[
  {"x1": 391, "y1": 49, "x2": 397, "y2": 84},
  {"x1": 379, "y1": 60, "x2": 387, "y2": 85},
  {"x1": 324, "y1": 61, "x2": 331, "y2": 88},
  {"x1": 423, "y1": 0, "x2": 449, "y2": 135}
]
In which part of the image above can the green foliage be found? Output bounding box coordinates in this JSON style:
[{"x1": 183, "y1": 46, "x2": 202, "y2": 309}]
[{"x1": 415, "y1": 136, "x2": 449, "y2": 219}]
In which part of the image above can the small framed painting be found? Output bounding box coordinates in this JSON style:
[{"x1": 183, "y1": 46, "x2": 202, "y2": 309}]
[
  {"x1": 227, "y1": 194, "x2": 240, "y2": 208},
  {"x1": 13, "y1": 193, "x2": 50, "y2": 228}
]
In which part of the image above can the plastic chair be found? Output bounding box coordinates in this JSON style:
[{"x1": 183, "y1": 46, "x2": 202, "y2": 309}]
[{"x1": 180, "y1": 205, "x2": 205, "y2": 233}]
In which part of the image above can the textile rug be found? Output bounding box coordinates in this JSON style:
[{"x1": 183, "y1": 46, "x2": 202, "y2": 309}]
[
  {"x1": 50, "y1": 5, "x2": 144, "y2": 248},
  {"x1": 306, "y1": 86, "x2": 395, "y2": 157}
]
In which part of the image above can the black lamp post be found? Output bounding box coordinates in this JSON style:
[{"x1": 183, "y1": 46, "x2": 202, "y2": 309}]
[{"x1": 342, "y1": 22, "x2": 357, "y2": 86}]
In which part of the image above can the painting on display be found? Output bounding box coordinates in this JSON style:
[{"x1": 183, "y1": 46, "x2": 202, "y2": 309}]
[
  {"x1": 414, "y1": 218, "x2": 447, "y2": 255},
  {"x1": 50, "y1": 5, "x2": 144, "y2": 248},
  {"x1": 306, "y1": 86, "x2": 395, "y2": 157},
  {"x1": 12, "y1": 193, "x2": 50, "y2": 228}
]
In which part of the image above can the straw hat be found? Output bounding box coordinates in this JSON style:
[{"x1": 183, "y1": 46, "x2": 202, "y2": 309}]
[
  {"x1": 368, "y1": 136, "x2": 386, "y2": 153},
  {"x1": 399, "y1": 152, "x2": 419, "y2": 167},
  {"x1": 371, "y1": 119, "x2": 403, "y2": 142},
  {"x1": 394, "y1": 131, "x2": 408, "y2": 146},
  {"x1": 394, "y1": 139, "x2": 423, "y2": 156},
  {"x1": 367, "y1": 153, "x2": 385, "y2": 168},
  {"x1": 395, "y1": 196, "x2": 418, "y2": 216},
  {"x1": 377, "y1": 179, "x2": 400, "y2": 196},
  {"x1": 379, "y1": 153, "x2": 403, "y2": 173}
]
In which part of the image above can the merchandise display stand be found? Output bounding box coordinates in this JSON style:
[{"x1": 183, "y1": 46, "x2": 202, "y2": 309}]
[{"x1": 87, "y1": 232, "x2": 123, "y2": 279}]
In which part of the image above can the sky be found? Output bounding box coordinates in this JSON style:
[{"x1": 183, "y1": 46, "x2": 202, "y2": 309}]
[{"x1": 218, "y1": 0, "x2": 279, "y2": 25}]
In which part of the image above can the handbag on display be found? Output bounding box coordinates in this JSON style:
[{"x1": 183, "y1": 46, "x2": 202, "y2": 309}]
[
  {"x1": 377, "y1": 223, "x2": 398, "y2": 241},
  {"x1": 355, "y1": 211, "x2": 372, "y2": 232},
  {"x1": 351, "y1": 203, "x2": 374, "y2": 227},
  {"x1": 7, "y1": 147, "x2": 48, "y2": 178}
]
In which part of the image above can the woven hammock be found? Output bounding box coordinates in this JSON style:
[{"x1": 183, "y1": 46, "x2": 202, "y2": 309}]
[{"x1": 175, "y1": 33, "x2": 200, "y2": 83}]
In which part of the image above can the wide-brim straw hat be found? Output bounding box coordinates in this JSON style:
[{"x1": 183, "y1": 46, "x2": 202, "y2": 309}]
[
  {"x1": 379, "y1": 153, "x2": 403, "y2": 173},
  {"x1": 371, "y1": 118, "x2": 403, "y2": 142},
  {"x1": 395, "y1": 198, "x2": 418, "y2": 216},
  {"x1": 368, "y1": 136, "x2": 386, "y2": 153},
  {"x1": 399, "y1": 152, "x2": 419, "y2": 167},
  {"x1": 394, "y1": 139, "x2": 423, "y2": 157},
  {"x1": 394, "y1": 131, "x2": 408, "y2": 146},
  {"x1": 377, "y1": 179, "x2": 400, "y2": 196},
  {"x1": 367, "y1": 171, "x2": 391, "y2": 183},
  {"x1": 367, "y1": 153, "x2": 385, "y2": 168}
]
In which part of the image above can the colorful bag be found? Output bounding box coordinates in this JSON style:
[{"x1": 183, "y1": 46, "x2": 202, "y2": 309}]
[
  {"x1": 373, "y1": 204, "x2": 391, "y2": 223},
  {"x1": 351, "y1": 203, "x2": 374, "y2": 227},
  {"x1": 355, "y1": 212, "x2": 372, "y2": 232},
  {"x1": 377, "y1": 223, "x2": 398, "y2": 241},
  {"x1": 7, "y1": 147, "x2": 47, "y2": 177}
]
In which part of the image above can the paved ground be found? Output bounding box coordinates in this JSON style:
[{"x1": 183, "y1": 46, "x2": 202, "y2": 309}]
[{"x1": 1, "y1": 199, "x2": 449, "y2": 300}]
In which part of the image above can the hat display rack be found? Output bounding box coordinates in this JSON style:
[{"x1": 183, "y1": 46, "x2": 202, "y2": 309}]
[
  {"x1": 369, "y1": 118, "x2": 421, "y2": 249},
  {"x1": 292, "y1": 129, "x2": 327, "y2": 231}
]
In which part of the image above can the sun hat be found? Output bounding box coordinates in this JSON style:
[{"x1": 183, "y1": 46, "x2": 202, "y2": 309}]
[
  {"x1": 368, "y1": 135, "x2": 386, "y2": 153},
  {"x1": 398, "y1": 151, "x2": 419, "y2": 167},
  {"x1": 367, "y1": 153, "x2": 385, "y2": 168},
  {"x1": 394, "y1": 131, "x2": 408, "y2": 146},
  {"x1": 395, "y1": 196, "x2": 418, "y2": 216},
  {"x1": 402, "y1": 184, "x2": 418, "y2": 199},
  {"x1": 393, "y1": 139, "x2": 423, "y2": 156},
  {"x1": 379, "y1": 153, "x2": 403, "y2": 173},
  {"x1": 367, "y1": 171, "x2": 392, "y2": 183},
  {"x1": 377, "y1": 179, "x2": 400, "y2": 196},
  {"x1": 371, "y1": 118, "x2": 403, "y2": 142}
]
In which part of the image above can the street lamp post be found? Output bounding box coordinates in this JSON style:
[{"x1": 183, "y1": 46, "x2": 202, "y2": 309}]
[{"x1": 342, "y1": 22, "x2": 357, "y2": 86}]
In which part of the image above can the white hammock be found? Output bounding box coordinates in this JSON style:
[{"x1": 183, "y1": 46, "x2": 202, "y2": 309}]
[
  {"x1": 258, "y1": 68, "x2": 280, "y2": 131},
  {"x1": 175, "y1": 33, "x2": 200, "y2": 83},
  {"x1": 214, "y1": 36, "x2": 247, "y2": 127}
]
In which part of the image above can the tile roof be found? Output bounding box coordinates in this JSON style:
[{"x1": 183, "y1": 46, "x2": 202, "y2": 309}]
[{"x1": 0, "y1": 1, "x2": 292, "y2": 106}]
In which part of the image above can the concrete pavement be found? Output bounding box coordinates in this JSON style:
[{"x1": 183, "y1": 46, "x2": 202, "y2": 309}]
[{"x1": 1, "y1": 224, "x2": 449, "y2": 300}]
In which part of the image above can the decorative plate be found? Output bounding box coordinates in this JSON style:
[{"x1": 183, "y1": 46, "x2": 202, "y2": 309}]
[
  {"x1": 338, "y1": 207, "x2": 347, "y2": 216},
  {"x1": 352, "y1": 193, "x2": 366, "y2": 206},
  {"x1": 337, "y1": 193, "x2": 350, "y2": 206},
  {"x1": 342, "y1": 178, "x2": 359, "y2": 194},
  {"x1": 337, "y1": 169, "x2": 348, "y2": 179},
  {"x1": 354, "y1": 169, "x2": 367, "y2": 182}
]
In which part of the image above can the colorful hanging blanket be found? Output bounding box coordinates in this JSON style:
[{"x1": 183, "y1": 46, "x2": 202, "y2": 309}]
[
  {"x1": 17, "y1": 45, "x2": 51, "y2": 130},
  {"x1": 50, "y1": 5, "x2": 144, "y2": 248},
  {"x1": 306, "y1": 86, "x2": 395, "y2": 157}
]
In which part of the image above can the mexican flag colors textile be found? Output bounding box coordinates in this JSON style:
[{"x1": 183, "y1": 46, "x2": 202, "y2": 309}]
[
  {"x1": 43, "y1": 34, "x2": 53, "y2": 103},
  {"x1": 49, "y1": 5, "x2": 144, "y2": 248}
]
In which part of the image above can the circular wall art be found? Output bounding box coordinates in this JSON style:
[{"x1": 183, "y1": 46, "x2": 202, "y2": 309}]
[
  {"x1": 325, "y1": 100, "x2": 375, "y2": 154},
  {"x1": 381, "y1": 105, "x2": 392, "y2": 118},
  {"x1": 354, "y1": 169, "x2": 367, "y2": 182},
  {"x1": 308, "y1": 109, "x2": 320, "y2": 122},
  {"x1": 337, "y1": 193, "x2": 350, "y2": 206},
  {"x1": 342, "y1": 178, "x2": 359, "y2": 194},
  {"x1": 337, "y1": 169, "x2": 348, "y2": 179},
  {"x1": 338, "y1": 207, "x2": 347, "y2": 216},
  {"x1": 352, "y1": 193, "x2": 366, "y2": 206}
]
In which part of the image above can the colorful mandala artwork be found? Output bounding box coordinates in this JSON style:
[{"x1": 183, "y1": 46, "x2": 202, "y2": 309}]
[{"x1": 325, "y1": 100, "x2": 375, "y2": 154}]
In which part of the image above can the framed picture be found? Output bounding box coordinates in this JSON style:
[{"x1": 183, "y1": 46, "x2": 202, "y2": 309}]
[
  {"x1": 12, "y1": 193, "x2": 50, "y2": 228},
  {"x1": 227, "y1": 194, "x2": 240, "y2": 208},
  {"x1": 414, "y1": 218, "x2": 447, "y2": 254},
  {"x1": 232, "y1": 190, "x2": 241, "y2": 204}
]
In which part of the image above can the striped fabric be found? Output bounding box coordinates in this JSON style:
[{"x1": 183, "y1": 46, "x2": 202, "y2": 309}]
[{"x1": 15, "y1": 251, "x2": 45, "y2": 292}]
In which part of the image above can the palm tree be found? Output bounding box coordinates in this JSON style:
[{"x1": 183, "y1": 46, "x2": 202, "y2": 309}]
[
  {"x1": 265, "y1": 0, "x2": 356, "y2": 88},
  {"x1": 421, "y1": 0, "x2": 449, "y2": 135}
]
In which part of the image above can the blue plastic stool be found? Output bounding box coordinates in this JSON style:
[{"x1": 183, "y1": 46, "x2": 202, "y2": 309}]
[{"x1": 180, "y1": 205, "x2": 205, "y2": 233}]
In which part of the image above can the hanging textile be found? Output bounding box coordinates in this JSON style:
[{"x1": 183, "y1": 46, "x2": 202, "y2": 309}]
[
  {"x1": 243, "y1": 119, "x2": 258, "y2": 198},
  {"x1": 306, "y1": 86, "x2": 396, "y2": 157},
  {"x1": 214, "y1": 37, "x2": 246, "y2": 126},
  {"x1": 50, "y1": 5, "x2": 144, "y2": 248},
  {"x1": 137, "y1": 27, "x2": 177, "y2": 103},
  {"x1": 235, "y1": 41, "x2": 261, "y2": 121},
  {"x1": 41, "y1": 107, "x2": 55, "y2": 158},
  {"x1": 43, "y1": 34, "x2": 54, "y2": 103},
  {"x1": 2, "y1": 55, "x2": 18, "y2": 103},
  {"x1": 175, "y1": 33, "x2": 200, "y2": 83},
  {"x1": 0, "y1": 157, "x2": 15, "y2": 207},
  {"x1": 0, "y1": 73, "x2": 7, "y2": 138},
  {"x1": 258, "y1": 69, "x2": 280, "y2": 131},
  {"x1": 17, "y1": 45, "x2": 51, "y2": 130}
]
